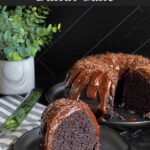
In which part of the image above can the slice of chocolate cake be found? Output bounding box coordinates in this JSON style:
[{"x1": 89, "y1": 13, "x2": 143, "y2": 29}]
[{"x1": 40, "y1": 98, "x2": 100, "y2": 150}]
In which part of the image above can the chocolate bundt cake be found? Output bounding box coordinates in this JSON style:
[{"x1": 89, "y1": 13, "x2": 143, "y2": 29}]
[
  {"x1": 41, "y1": 98, "x2": 100, "y2": 150},
  {"x1": 65, "y1": 53, "x2": 150, "y2": 119}
]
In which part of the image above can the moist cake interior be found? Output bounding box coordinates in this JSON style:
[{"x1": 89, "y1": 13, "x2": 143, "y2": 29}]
[
  {"x1": 51, "y1": 110, "x2": 98, "y2": 150},
  {"x1": 113, "y1": 69, "x2": 150, "y2": 120}
]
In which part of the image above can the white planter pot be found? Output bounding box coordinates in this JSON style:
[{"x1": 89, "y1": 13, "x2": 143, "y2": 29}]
[{"x1": 0, "y1": 57, "x2": 35, "y2": 95}]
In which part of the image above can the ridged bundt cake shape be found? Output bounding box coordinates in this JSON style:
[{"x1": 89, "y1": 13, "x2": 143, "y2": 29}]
[
  {"x1": 65, "y1": 53, "x2": 150, "y2": 119},
  {"x1": 41, "y1": 98, "x2": 100, "y2": 150}
]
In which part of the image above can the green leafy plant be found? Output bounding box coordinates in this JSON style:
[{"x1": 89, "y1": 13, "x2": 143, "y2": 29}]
[{"x1": 0, "y1": 6, "x2": 61, "y2": 61}]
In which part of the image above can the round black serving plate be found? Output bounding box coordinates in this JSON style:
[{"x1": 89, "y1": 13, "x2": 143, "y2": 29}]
[
  {"x1": 101, "y1": 119, "x2": 150, "y2": 130},
  {"x1": 13, "y1": 126, "x2": 128, "y2": 150},
  {"x1": 46, "y1": 82, "x2": 65, "y2": 102},
  {"x1": 46, "y1": 82, "x2": 150, "y2": 130}
]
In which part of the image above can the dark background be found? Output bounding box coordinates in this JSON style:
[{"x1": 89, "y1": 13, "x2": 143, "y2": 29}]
[{"x1": 35, "y1": 6, "x2": 150, "y2": 104}]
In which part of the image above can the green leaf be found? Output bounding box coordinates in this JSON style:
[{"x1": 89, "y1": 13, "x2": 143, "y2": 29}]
[
  {"x1": 32, "y1": 7, "x2": 37, "y2": 11},
  {"x1": 58, "y1": 23, "x2": 61, "y2": 30},
  {"x1": 4, "y1": 47, "x2": 22, "y2": 61},
  {"x1": 9, "y1": 52, "x2": 22, "y2": 61},
  {"x1": 4, "y1": 31, "x2": 12, "y2": 45},
  {"x1": 2, "y1": 6, "x2": 7, "y2": 12},
  {"x1": 48, "y1": 24, "x2": 52, "y2": 32},
  {"x1": 52, "y1": 26, "x2": 57, "y2": 33}
]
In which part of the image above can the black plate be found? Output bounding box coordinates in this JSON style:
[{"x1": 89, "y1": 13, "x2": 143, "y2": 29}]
[
  {"x1": 46, "y1": 82, "x2": 150, "y2": 129},
  {"x1": 13, "y1": 126, "x2": 128, "y2": 150},
  {"x1": 46, "y1": 82, "x2": 65, "y2": 103}
]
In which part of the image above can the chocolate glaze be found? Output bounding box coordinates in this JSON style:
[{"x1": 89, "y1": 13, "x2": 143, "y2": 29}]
[
  {"x1": 66, "y1": 53, "x2": 150, "y2": 118},
  {"x1": 41, "y1": 98, "x2": 100, "y2": 150}
]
